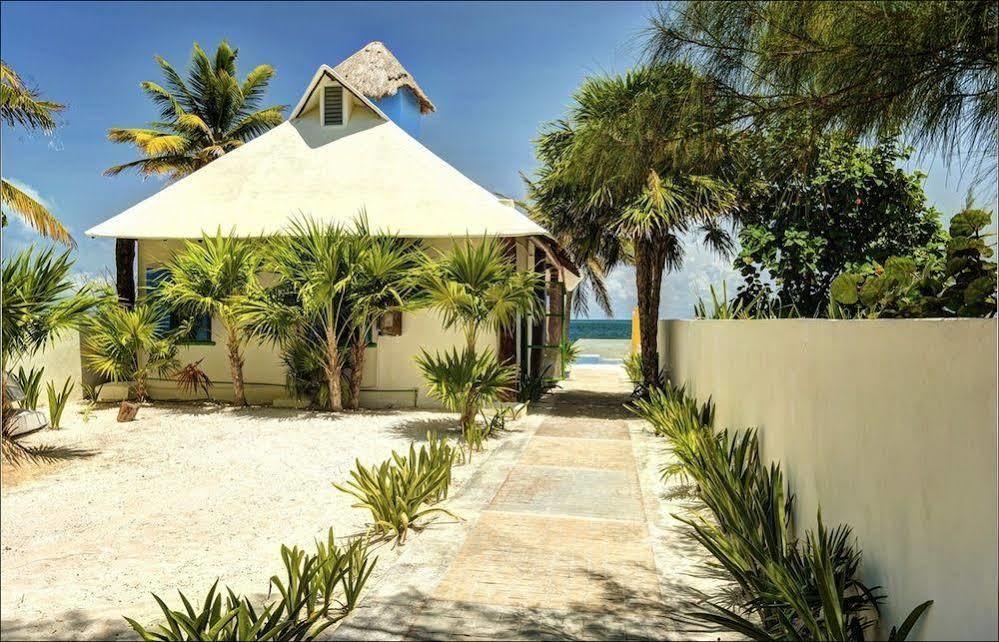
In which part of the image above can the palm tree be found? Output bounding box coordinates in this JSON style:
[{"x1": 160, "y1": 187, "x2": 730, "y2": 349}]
[
  {"x1": 344, "y1": 222, "x2": 420, "y2": 410},
  {"x1": 529, "y1": 64, "x2": 739, "y2": 390},
  {"x1": 0, "y1": 61, "x2": 73, "y2": 245},
  {"x1": 158, "y1": 231, "x2": 261, "y2": 406},
  {"x1": 82, "y1": 296, "x2": 182, "y2": 402},
  {"x1": 104, "y1": 41, "x2": 285, "y2": 305},
  {"x1": 415, "y1": 238, "x2": 541, "y2": 434},
  {"x1": 245, "y1": 216, "x2": 361, "y2": 412}
]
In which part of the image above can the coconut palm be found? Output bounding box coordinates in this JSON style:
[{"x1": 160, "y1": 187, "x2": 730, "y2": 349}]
[
  {"x1": 415, "y1": 238, "x2": 540, "y2": 434},
  {"x1": 344, "y1": 222, "x2": 420, "y2": 410},
  {"x1": 104, "y1": 41, "x2": 285, "y2": 179},
  {"x1": 158, "y1": 231, "x2": 261, "y2": 406},
  {"x1": 245, "y1": 216, "x2": 361, "y2": 412},
  {"x1": 529, "y1": 64, "x2": 739, "y2": 390},
  {"x1": 104, "y1": 41, "x2": 285, "y2": 306},
  {"x1": 0, "y1": 61, "x2": 73, "y2": 245},
  {"x1": 82, "y1": 296, "x2": 182, "y2": 402}
]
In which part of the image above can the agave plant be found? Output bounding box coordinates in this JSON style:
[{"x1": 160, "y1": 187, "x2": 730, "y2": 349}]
[
  {"x1": 83, "y1": 296, "x2": 184, "y2": 402},
  {"x1": 416, "y1": 348, "x2": 515, "y2": 436},
  {"x1": 334, "y1": 434, "x2": 460, "y2": 542}
]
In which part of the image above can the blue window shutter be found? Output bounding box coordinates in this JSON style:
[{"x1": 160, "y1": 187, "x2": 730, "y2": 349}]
[
  {"x1": 193, "y1": 313, "x2": 212, "y2": 342},
  {"x1": 144, "y1": 267, "x2": 172, "y2": 337}
]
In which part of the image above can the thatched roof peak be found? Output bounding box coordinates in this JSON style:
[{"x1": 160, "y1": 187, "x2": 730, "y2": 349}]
[{"x1": 333, "y1": 41, "x2": 435, "y2": 114}]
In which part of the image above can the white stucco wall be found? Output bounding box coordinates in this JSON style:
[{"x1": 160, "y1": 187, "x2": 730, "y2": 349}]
[
  {"x1": 11, "y1": 330, "x2": 89, "y2": 406},
  {"x1": 658, "y1": 318, "x2": 999, "y2": 640}
]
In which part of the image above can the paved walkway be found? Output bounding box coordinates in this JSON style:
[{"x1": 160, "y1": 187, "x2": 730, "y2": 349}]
[{"x1": 336, "y1": 365, "x2": 725, "y2": 640}]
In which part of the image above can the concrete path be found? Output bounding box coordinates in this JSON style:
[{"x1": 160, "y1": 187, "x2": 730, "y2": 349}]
[{"x1": 335, "y1": 365, "x2": 727, "y2": 640}]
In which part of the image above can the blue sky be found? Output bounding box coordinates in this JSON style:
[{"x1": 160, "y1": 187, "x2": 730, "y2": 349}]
[{"x1": 0, "y1": 1, "x2": 986, "y2": 318}]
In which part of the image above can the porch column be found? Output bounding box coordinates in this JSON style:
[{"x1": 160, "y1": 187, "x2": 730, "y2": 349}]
[{"x1": 115, "y1": 238, "x2": 136, "y2": 308}]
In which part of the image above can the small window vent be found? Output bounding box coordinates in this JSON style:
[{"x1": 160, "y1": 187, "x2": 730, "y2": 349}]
[{"x1": 323, "y1": 86, "x2": 344, "y2": 126}]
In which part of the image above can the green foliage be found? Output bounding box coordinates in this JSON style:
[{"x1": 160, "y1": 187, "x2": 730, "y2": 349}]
[
  {"x1": 159, "y1": 231, "x2": 261, "y2": 405},
  {"x1": 13, "y1": 366, "x2": 44, "y2": 410},
  {"x1": 529, "y1": 63, "x2": 740, "y2": 389},
  {"x1": 694, "y1": 282, "x2": 781, "y2": 320},
  {"x1": 46, "y1": 378, "x2": 74, "y2": 429},
  {"x1": 647, "y1": 1, "x2": 997, "y2": 172},
  {"x1": 732, "y1": 131, "x2": 944, "y2": 315},
  {"x1": 416, "y1": 348, "x2": 516, "y2": 436},
  {"x1": 515, "y1": 365, "x2": 559, "y2": 403},
  {"x1": 417, "y1": 237, "x2": 541, "y2": 350},
  {"x1": 125, "y1": 532, "x2": 375, "y2": 641},
  {"x1": 83, "y1": 296, "x2": 184, "y2": 401},
  {"x1": 334, "y1": 434, "x2": 460, "y2": 543},
  {"x1": 105, "y1": 41, "x2": 286, "y2": 180},
  {"x1": 630, "y1": 385, "x2": 933, "y2": 640},
  {"x1": 1, "y1": 247, "x2": 95, "y2": 366},
  {"x1": 557, "y1": 338, "x2": 581, "y2": 372},
  {"x1": 623, "y1": 353, "x2": 644, "y2": 386},
  {"x1": 830, "y1": 207, "x2": 997, "y2": 318}
]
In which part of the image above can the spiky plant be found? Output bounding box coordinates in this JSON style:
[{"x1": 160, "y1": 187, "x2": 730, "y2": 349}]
[
  {"x1": 104, "y1": 41, "x2": 285, "y2": 179},
  {"x1": 174, "y1": 359, "x2": 212, "y2": 401},
  {"x1": 82, "y1": 297, "x2": 183, "y2": 402},
  {"x1": 0, "y1": 61, "x2": 73, "y2": 245},
  {"x1": 244, "y1": 216, "x2": 362, "y2": 411},
  {"x1": 158, "y1": 231, "x2": 260, "y2": 405},
  {"x1": 45, "y1": 378, "x2": 74, "y2": 429},
  {"x1": 416, "y1": 348, "x2": 516, "y2": 435}
]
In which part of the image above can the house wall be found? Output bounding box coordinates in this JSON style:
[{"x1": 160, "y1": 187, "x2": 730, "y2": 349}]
[
  {"x1": 657, "y1": 318, "x2": 999, "y2": 640},
  {"x1": 10, "y1": 330, "x2": 93, "y2": 406},
  {"x1": 136, "y1": 237, "x2": 529, "y2": 408}
]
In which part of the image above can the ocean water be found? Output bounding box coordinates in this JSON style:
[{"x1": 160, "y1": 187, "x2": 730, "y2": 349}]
[{"x1": 569, "y1": 319, "x2": 631, "y2": 341}]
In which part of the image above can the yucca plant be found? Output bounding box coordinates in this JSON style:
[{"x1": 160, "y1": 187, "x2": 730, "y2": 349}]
[
  {"x1": 83, "y1": 296, "x2": 184, "y2": 402},
  {"x1": 311, "y1": 528, "x2": 376, "y2": 615},
  {"x1": 334, "y1": 435, "x2": 460, "y2": 542},
  {"x1": 158, "y1": 231, "x2": 261, "y2": 406},
  {"x1": 45, "y1": 378, "x2": 74, "y2": 429},
  {"x1": 416, "y1": 348, "x2": 515, "y2": 436},
  {"x1": 516, "y1": 364, "x2": 559, "y2": 403},
  {"x1": 13, "y1": 366, "x2": 44, "y2": 410},
  {"x1": 174, "y1": 359, "x2": 212, "y2": 401}
]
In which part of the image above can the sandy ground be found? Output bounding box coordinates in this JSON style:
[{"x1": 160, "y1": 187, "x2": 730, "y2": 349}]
[
  {"x1": 575, "y1": 339, "x2": 631, "y2": 360},
  {"x1": 0, "y1": 400, "x2": 522, "y2": 640}
]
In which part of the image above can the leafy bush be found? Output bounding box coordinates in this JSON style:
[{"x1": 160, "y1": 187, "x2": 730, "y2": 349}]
[
  {"x1": 13, "y1": 366, "x2": 44, "y2": 410},
  {"x1": 558, "y1": 338, "x2": 582, "y2": 372},
  {"x1": 694, "y1": 282, "x2": 783, "y2": 319},
  {"x1": 630, "y1": 385, "x2": 932, "y2": 640},
  {"x1": 516, "y1": 365, "x2": 559, "y2": 403},
  {"x1": 830, "y1": 206, "x2": 997, "y2": 318},
  {"x1": 125, "y1": 531, "x2": 375, "y2": 641},
  {"x1": 45, "y1": 378, "x2": 74, "y2": 429},
  {"x1": 416, "y1": 348, "x2": 515, "y2": 436},
  {"x1": 623, "y1": 353, "x2": 643, "y2": 384},
  {"x1": 334, "y1": 433, "x2": 459, "y2": 542}
]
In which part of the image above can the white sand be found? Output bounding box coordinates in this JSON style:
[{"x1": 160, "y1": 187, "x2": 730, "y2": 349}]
[{"x1": 0, "y1": 400, "x2": 517, "y2": 640}]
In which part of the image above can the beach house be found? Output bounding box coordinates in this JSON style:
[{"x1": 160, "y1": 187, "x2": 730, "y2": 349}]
[{"x1": 86, "y1": 41, "x2": 578, "y2": 407}]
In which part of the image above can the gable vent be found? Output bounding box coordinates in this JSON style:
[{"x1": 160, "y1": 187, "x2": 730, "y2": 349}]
[{"x1": 323, "y1": 86, "x2": 344, "y2": 126}]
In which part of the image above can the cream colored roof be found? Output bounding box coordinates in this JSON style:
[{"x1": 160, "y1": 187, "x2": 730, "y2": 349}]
[{"x1": 87, "y1": 79, "x2": 546, "y2": 240}]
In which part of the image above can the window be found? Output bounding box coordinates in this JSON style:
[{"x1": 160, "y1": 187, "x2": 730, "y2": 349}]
[
  {"x1": 144, "y1": 267, "x2": 212, "y2": 343},
  {"x1": 322, "y1": 85, "x2": 344, "y2": 126}
]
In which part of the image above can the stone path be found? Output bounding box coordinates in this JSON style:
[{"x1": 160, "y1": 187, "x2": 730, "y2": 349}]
[{"x1": 335, "y1": 365, "x2": 727, "y2": 640}]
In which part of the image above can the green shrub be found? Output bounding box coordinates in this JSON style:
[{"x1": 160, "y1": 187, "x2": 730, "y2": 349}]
[
  {"x1": 334, "y1": 434, "x2": 459, "y2": 542},
  {"x1": 14, "y1": 366, "x2": 44, "y2": 410},
  {"x1": 416, "y1": 347, "x2": 515, "y2": 435},
  {"x1": 45, "y1": 378, "x2": 74, "y2": 429},
  {"x1": 125, "y1": 531, "x2": 375, "y2": 641},
  {"x1": 516, "y1": 364, "x2": 559, "y2": 403},
  {"x1": 830, "y1": 206, "x2": 997, "y2": 318},
  {"x1": 558, "y1": 338, "x2": 581, "y2": 372},
  {"x1": 630, "y1": 384, "x2": 933, "y2": 640},
  {"x1": 623, "y1": 353, "x2": 643, "y2": 384}
]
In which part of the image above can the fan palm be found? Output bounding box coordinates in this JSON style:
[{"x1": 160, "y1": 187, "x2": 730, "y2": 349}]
[
  {"x1": 244, "y1": 216, "x2": 361, "y2": 412},
  {"x1": 104, "y1": 41, "x2": 286, "y2": 179},
  {"x1": 344, "y1": 219, "x2": 420, "y2": 410},
  {"x1": 0, "y1": 61, "x2": 73, "y2": 245},
  {"x1": 416, "y1": 347, "x2": 516, "y2": 434},
  {"x1": 82, "y1": 296, "x2": 183, "y2": 402},
  {"x1": 158, "y1": 230, "x2": 261, "y2": 405},
  {"x1": 529, "y1": 64, "x2": 739, "y2": 390}
]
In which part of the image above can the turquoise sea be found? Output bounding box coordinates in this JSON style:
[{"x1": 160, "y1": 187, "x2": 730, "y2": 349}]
[{"x1": 569, "y1": 319, "x2": 631, "y2": 341}]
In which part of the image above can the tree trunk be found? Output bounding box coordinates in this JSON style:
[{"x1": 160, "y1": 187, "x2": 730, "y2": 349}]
[
  {"x1": 634, "y1": 236, "x2": 665, "y2": 391},
  {"x1": 459, "y1": 400, "x2": 476, "y2": 436},
  {"x1": 346, "y1": 328, "x2": 366, "y2": 410},
  {"x1": 325, "y1": 324, "x2": 343, "y2": 412},
  {"x1": 115, "y1": 238, "x2": 136, "y2": 308},
  {"x1": 226, "y1": 331, "x2": 247, "y2": 406}
]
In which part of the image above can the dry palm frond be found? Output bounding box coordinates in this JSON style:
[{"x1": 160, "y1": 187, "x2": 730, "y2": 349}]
[{"x1": 1, "y1": 179, "x2": 75, "y2": 246}]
